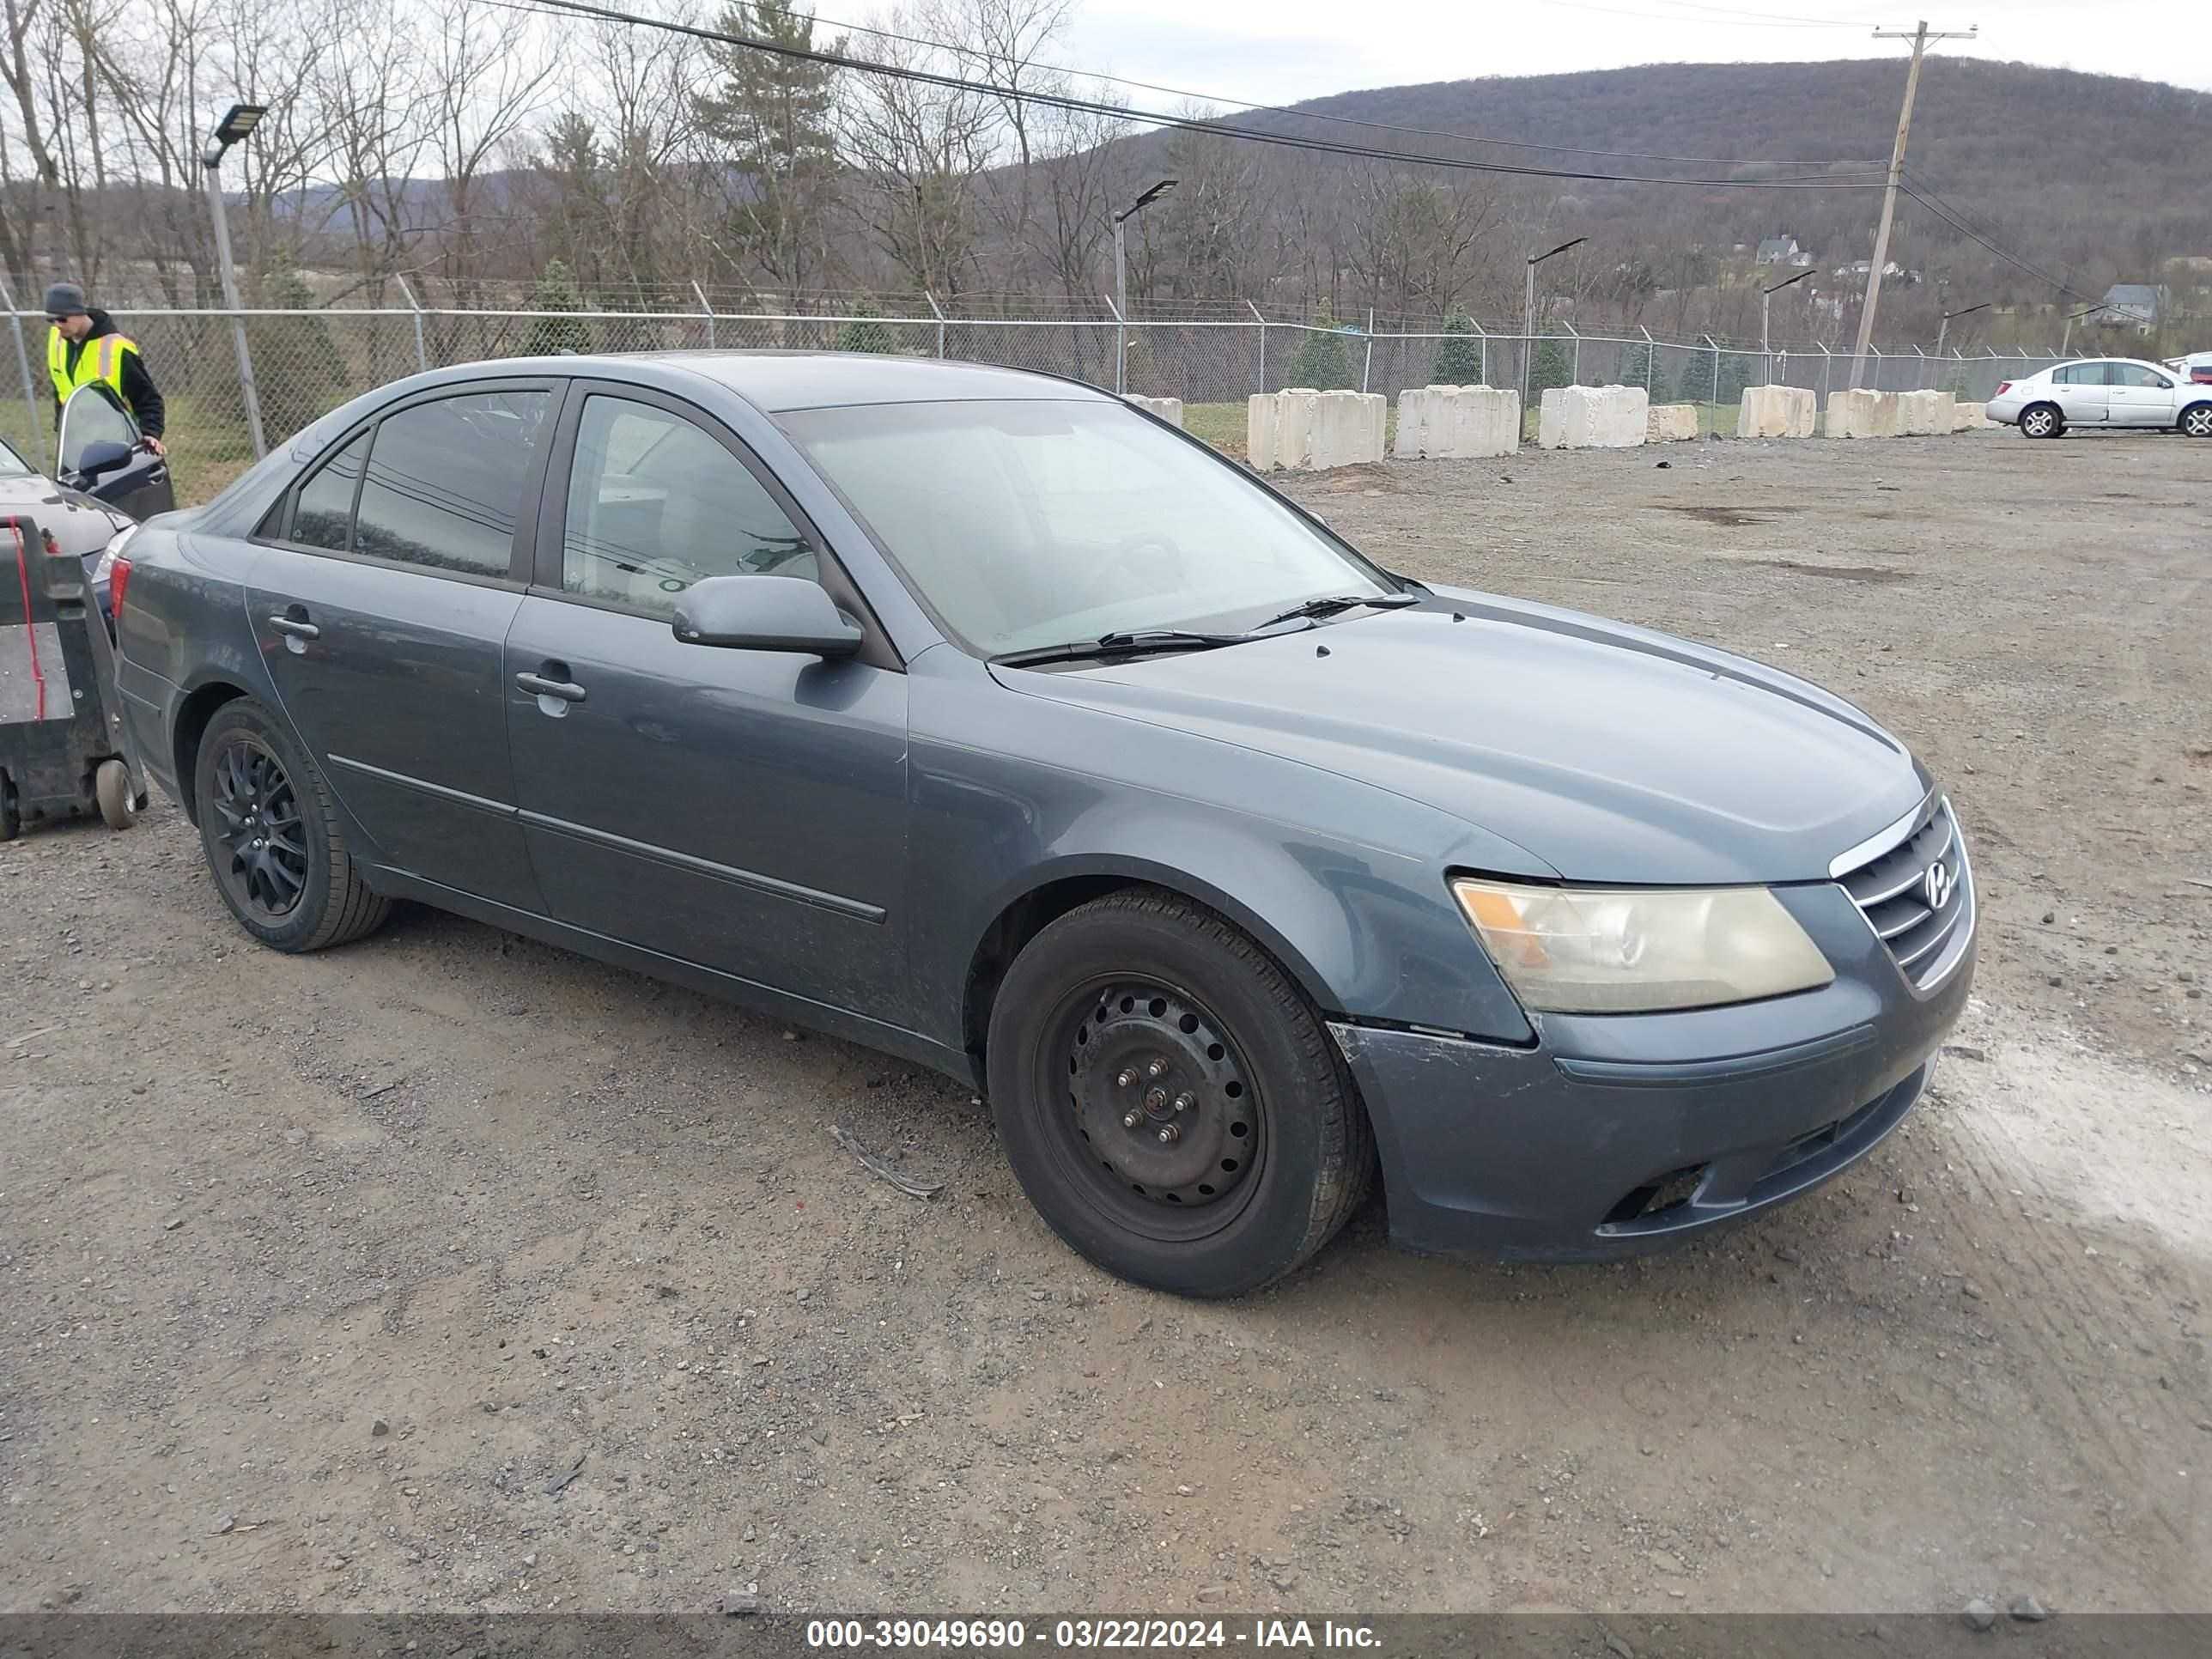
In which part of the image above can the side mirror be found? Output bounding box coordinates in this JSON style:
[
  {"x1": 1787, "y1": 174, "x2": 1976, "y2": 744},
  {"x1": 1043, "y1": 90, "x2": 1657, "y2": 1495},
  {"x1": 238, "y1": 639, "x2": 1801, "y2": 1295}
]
[
  {"x1": 74, "y1": 439, "x2": 135, "y2": 480},
  {"x1": 672, "y1": 573, "x2": 863, "y2": 658}
]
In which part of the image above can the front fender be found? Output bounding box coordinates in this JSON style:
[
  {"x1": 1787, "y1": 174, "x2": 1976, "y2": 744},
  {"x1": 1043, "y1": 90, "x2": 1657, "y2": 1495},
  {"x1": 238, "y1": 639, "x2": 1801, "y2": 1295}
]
[{"x1": 905, "y1": 649, "x2": 1539, "y2": 1049}]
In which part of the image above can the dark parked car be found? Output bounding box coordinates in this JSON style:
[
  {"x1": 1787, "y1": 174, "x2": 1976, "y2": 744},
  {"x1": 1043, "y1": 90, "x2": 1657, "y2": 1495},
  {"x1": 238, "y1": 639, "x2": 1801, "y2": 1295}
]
[
  {"x1": 112, "y1": 354, "x2": 1974, "y2": 1297},
  {"x1": 1, "y1": 381, "x2": 174, "y2": 617}
]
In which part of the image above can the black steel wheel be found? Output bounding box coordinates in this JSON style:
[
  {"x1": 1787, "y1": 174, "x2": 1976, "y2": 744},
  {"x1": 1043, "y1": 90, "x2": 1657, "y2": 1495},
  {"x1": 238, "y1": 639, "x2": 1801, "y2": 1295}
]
[
  {"x1": 191, "y1": 698, "x2": 391, "y2": 952},
  {"x1": 987, "y1": 889, "x2": 1375, "y2": 1297},
  {"x1": 2019, "y1": 404, "x2": 2062, "y2": 440},
  {"x1": 0, "y1": 771, "x2": 18, "y2": 842},
  {"x1": 1050, "y1": 977, "x2": 1266, "y2": 1241}
]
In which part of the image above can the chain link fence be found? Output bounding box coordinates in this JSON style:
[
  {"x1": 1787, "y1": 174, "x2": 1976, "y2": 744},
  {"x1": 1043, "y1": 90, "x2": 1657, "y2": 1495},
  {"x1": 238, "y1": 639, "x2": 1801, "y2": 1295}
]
[{"x1": 0, "y1": 295, "x2": 2079, "y2": 502}]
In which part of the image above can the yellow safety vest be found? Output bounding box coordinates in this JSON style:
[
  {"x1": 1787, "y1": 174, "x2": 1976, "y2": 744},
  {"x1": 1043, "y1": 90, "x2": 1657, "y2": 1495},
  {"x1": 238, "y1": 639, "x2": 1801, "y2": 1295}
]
[{"x1": 47, "y1": 325, "x2": 139, "y2": 404}]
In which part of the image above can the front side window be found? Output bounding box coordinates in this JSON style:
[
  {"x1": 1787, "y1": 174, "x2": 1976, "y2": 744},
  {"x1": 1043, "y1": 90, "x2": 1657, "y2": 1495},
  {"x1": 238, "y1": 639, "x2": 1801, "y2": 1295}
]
[
  {"x1": 780, "y1": 398, "x2": 1392, "y2": 657},
  {"x1": 561, "y1": 395, "x2": 816, "y2": 616},
  {"x1": 352, "y1": 390, "x2": 550, "y2": 577},
  {"x1": 2107, "y1": 363, "x2": 2168, "y2": 388},
  {"x1": 291, "y1": 430, "x2": 369, "y2": 550},
  {"x1": 58, "y1": 384, "x2": 137, "y2": 474}
]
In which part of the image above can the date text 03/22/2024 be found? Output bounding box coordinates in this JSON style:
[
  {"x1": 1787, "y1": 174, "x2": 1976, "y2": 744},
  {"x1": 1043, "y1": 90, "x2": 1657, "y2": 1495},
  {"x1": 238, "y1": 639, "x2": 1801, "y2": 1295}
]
[{"x1": 804, "y1": 1618, "x2": 1383, "y2": 1650}]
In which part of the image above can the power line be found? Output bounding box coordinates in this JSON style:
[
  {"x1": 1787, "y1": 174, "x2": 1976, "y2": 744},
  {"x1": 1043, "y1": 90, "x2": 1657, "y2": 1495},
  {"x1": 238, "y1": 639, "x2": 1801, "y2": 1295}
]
[
  {"x1": 1898, "y1": 185, "x2": 2093, "y2": 301},
  {"x1": 1900, "y1": 167, "x2": 2094, "y2": 297},
  {"x1": 489, "y1": 0, "x2": 1892, "y2": 191},
  {"x1": 776, "y1": 3, "x2": 1887, "y2": 167}
]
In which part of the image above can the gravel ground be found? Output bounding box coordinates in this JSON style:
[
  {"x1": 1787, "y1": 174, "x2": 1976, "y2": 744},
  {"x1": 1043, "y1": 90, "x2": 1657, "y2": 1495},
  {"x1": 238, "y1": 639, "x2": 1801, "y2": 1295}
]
[{"x1": 2, "y1": 429, "x2": 2208, "y2": 1621}]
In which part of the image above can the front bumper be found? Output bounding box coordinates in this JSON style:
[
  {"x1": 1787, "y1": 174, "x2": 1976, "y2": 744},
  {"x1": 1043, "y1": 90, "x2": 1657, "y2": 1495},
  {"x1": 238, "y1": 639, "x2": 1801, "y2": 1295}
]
[{"x1": 1333, "y1": 875, "x2": 1974, "y2": 1261}]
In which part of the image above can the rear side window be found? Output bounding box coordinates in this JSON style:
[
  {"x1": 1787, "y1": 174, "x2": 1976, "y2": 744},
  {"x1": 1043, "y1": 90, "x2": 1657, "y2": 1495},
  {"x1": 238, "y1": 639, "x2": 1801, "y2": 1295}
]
[
  {"x1": 291, "y1": 430, "x2": 368, "y2": 550},
  {"x1": 2051, "y1": 365, "x2": 2093, "y2": 385},
  {"x1": 351, "y1": 391, "x2": 550, "y2": 578}
]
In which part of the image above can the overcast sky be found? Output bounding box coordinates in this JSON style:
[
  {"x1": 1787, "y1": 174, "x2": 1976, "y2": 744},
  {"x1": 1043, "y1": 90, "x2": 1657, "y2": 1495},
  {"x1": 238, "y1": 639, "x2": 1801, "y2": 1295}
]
[{"x1": 1060, "y1": 0, "x2": 2211, "y2": 108}]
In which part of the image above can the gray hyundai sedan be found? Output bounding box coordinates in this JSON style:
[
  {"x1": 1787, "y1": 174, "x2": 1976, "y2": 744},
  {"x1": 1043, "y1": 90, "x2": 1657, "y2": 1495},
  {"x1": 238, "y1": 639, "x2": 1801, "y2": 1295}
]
[{"x1": 112, "y1": 354, "x2": 1973, "y2": 1297}]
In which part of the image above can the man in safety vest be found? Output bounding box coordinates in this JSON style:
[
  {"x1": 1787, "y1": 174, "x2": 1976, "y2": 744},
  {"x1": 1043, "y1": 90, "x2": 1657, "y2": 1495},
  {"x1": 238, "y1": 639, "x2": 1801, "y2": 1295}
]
[{"x1": 45, "y1": 283, "x2": 166, "y2": 455}]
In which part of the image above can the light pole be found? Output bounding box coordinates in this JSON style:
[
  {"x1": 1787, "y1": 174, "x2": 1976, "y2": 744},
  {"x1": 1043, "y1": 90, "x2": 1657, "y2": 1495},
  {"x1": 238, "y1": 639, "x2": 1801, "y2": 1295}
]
[
  {"x1": 1112, "y1": 178, "x2": 1176, "y2": 394},
  {"x1": 1522, "y1": 236, "x2": 1584, "y2": 409},
  {"x1": 204, "y1": 101, "x2": 269, "y2": 459},
  {"x1": 1935, "y1": 300, "x2": 1989, "y2": 362},
  {"x1": 1762, "y1": 267, "x2": 1815, "y2": 381}
]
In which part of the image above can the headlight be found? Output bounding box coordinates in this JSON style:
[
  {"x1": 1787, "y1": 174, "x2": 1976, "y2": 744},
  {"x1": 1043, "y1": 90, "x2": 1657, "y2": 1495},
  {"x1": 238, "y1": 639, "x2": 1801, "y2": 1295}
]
[{"x1": 1451, "y1": 878, "x2": 1833, "y2": 1014}]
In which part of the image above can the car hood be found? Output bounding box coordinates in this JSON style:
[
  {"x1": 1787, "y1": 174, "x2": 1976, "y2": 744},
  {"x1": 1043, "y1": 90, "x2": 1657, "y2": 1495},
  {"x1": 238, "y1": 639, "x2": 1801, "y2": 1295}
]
[
  {"x1": 0, "y1": 473, "x2": 131, "y2": 560},
  {"x1": 993, "y1": 587, "x2": 1929, "y2": 884}
]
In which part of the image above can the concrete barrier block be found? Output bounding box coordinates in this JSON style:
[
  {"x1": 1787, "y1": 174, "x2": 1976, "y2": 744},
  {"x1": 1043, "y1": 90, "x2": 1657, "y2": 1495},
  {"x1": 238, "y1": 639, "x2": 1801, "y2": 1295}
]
[
  {"x1": 1823, "y1": 388, "x2": 1900, "y2": 439},
  {"x1": 1737, "y1": 384, "x2": 1817, "y2": 439},
  {"x1": 1953, "y1": 401, "x2": 1990, "y2": 431},
  {"x1": 1312, "y1": 390, "x2": 1386, "y2": 467},
  {"x1": 1395, "y1": 385, "x2": 1520, "y2": 459},
  {"x1": 1127, "y1": 395, "x2": 1183, "y2": 428},
  {"x1": 1538, "y1": 385, "x2": 1649, "y2": 449},
  {"x1": 1249, "y1": 389, "x2": 1380, "y2": 470},
  {"x1": 1899, "y1": 389, "x2": 1955, "y2": 436},
  {"x1": 1645, "y1": 403, "x2": 1699, "y2": 442}
]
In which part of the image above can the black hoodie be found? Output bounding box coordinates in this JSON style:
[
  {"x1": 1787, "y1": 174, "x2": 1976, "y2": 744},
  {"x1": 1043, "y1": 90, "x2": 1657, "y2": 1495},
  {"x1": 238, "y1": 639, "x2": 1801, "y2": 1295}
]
[{"x1": 51, "y1": 307, "x2": 166, "y2": 440}]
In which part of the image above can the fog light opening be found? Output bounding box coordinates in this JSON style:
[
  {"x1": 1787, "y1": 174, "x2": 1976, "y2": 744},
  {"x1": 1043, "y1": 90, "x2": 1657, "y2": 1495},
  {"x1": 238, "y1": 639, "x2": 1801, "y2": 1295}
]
[{"x1": 1604, "y1": 1164, "x2": 1710, "y2": 1226}]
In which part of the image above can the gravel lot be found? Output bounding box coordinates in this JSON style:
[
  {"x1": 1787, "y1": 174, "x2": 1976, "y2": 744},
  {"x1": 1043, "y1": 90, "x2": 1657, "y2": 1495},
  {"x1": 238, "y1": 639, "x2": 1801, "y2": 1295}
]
[{"x1": 3, "y1": 429, "x2": 2208, "y2": 1621}]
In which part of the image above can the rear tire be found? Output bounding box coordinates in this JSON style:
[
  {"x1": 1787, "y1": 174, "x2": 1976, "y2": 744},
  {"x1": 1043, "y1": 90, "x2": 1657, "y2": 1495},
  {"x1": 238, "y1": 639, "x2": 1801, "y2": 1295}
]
[
  {"x1": 2019, "y1": 403, "x2": 2063, "y2": 440},
  {"x1": 2181, "y1": 403, "x2": 2212, "y2": 439},
  {"x1": 0, "y1": 772, "x2": 18, "y2": 842},
  {"x1": 985, "y1": 889, "x2": 1375, "y2": 1298},
  {"x1": 94, "y1": 759, "x2": 137, "y2": 830},
  {"x1": 192, "y1": 698, "x2": 391, "y2": 952}
]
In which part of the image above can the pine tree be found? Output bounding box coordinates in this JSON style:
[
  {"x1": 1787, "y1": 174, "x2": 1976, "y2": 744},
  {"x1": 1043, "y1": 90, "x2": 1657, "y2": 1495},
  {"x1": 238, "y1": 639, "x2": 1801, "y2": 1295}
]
[
  {"x1": 696, "y1": 1, "x2": 842, "y2": 299},
  {"x1": 1531, "y1": 338, "x2": 1573, "y2": 397},
  {"x1": 1432, "y1": 313, "x2": 1482, "y2": 385},
  {"x1": 836, "y1": 301, "x2": 896, "y2": 354},
  {"x1": 1617, "y1": 339, "x2": 1653, "y2": 392},
  {"x1": 244, "y1": 269, "x2": 351, "y2": 446},
  {"x1": 522, "y1": 260, "x2": 591, "y2": 356},
  {"x1": 1289, "y1": 311, "x2": 1352, "y2": 390}
]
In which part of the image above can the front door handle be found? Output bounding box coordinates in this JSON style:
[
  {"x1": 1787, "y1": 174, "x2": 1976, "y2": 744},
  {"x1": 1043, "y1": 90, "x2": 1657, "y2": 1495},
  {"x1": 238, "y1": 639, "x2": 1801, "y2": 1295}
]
[
  {"x1": 515, "y1": 670, "x2": 587, "y2": 704},
  {"x1": 267, "y1": 614, "x2": 319, "y2": 640}
]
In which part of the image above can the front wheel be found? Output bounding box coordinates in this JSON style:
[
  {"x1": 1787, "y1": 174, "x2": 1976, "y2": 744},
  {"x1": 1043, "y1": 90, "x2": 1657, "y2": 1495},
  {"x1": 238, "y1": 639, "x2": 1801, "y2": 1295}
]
[
  {"x1": 985, "y1": 890, "x2": 1375, "y2": 1297},
  {"x1": 2019, "y1": 404, "x2": 2063, "y2": 440},
  {"x1": 2181, "y1": 403, "x2": 2212, "y2": 439},
  {"x1": 192, "y1": 698, "x2": 392, "y2": 951}
]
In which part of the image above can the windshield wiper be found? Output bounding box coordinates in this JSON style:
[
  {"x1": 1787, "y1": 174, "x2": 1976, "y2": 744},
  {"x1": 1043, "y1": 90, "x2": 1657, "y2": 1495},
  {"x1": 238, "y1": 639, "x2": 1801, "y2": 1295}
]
[
  {"x1": 993, "y1": 628, "x2": 1253, "y2": 669},
  {"x1": 1253, "y1": 591, "x2": 1423, "y2": 631}
]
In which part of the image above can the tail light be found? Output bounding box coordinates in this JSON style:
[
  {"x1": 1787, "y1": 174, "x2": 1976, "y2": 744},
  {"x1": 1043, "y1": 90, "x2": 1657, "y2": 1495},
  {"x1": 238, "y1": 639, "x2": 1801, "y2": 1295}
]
[
  {"x1": 109, "y1": 553, "x2": 132, "y2": 616},
  {"x1": 1994, "y1": 381, "x2": 2012, "y2": 397}
]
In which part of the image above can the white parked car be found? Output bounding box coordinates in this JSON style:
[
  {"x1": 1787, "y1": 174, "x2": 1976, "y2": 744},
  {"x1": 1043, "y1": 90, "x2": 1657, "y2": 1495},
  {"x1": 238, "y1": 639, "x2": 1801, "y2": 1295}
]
[{"x1": 1986, "y1": 356, "x2": 2212, "y2": 439}]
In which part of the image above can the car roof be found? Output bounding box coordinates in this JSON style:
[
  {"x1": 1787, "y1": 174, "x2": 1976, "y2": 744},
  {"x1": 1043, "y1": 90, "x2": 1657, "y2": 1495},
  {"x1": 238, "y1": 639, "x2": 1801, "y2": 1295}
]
[{"x1": 634, "y1": 350, "x2": 1117, "y2": 413}]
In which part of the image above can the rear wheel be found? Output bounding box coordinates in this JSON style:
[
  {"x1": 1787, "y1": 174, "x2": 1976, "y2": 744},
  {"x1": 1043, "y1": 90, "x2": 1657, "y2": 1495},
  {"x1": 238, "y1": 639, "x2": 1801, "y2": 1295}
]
[
  {"x1": 0, "y1": 772, "x2": 18, "y2": 842},
  {"x1": 2181, "y1": 403, "x2": 2212, "y2": 439},
  {"x1": 985, "y1": 889, "x2": 1375, "y2": 1298},
  {"x1": 2019, "y1": 404, "x2": 2063, "y2": 440},
  {"x1": 192, "y1": 699, "x2": 391, "y2": 952},
  {"x1": 94, "y1": 759, "x2": 137, "y2": 830}
]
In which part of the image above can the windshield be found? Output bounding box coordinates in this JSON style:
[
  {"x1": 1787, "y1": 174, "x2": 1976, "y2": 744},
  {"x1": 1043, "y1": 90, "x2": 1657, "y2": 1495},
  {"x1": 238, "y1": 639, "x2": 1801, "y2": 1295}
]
[
  {"x1": 0, "y1": 435, "x2": 34, "y2": 478},
  {"x1": 779, "y1": 398, "x2": 1393, "y2": 656}
]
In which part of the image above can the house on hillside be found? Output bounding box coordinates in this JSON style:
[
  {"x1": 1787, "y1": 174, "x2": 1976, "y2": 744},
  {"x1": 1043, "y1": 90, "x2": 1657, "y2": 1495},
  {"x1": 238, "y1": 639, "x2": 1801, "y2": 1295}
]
[
  {"x1": 2087, "y1": 283, "x2": 2165, "y2": 334},
  {"x1": 1755, "y1": 236, "x2": 1814, "y2": 269}
]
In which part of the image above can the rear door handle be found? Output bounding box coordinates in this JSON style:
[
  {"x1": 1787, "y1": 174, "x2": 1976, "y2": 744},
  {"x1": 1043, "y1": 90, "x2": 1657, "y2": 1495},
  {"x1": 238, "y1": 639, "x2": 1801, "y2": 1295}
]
[
  {"x1": 515, "y1": 670, "x2": 587, "y2": 704},
  {"x1": 267, "y1": 614, "x2": 319, "y2": 640}
]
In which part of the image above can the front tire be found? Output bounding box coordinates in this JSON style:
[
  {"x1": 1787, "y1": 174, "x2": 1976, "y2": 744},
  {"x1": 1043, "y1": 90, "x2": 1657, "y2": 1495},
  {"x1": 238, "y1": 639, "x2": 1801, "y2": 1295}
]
[
  {"x1": 192, "y1": 699, "x2": 391, "y2": 952},
  {"x1": 985, "y1": 890, "x2": 1375, "y2": 1297},
  {"x1": 2181, "y1": 403, "x2": 2212, "y2": 439},
  {"x1": 2019, "y1": 403, "x2": 2063, "y2": 440}
]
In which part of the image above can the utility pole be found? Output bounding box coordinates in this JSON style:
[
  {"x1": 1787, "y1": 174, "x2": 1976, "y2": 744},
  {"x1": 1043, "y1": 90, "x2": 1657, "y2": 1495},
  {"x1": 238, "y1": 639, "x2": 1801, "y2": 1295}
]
[{"x1": 1849, "y1": 19, "x2": 1978, "y2": 389}]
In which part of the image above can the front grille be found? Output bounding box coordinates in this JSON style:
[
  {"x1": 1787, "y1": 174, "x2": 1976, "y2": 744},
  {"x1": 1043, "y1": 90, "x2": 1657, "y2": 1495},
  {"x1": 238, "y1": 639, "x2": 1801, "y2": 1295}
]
[{"x1": 1835, "y1": 795, "x2": 1972, "y2": 989}]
